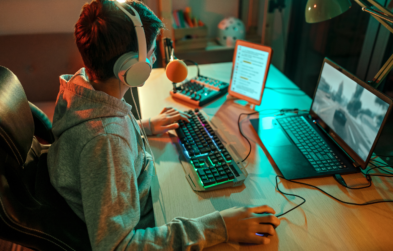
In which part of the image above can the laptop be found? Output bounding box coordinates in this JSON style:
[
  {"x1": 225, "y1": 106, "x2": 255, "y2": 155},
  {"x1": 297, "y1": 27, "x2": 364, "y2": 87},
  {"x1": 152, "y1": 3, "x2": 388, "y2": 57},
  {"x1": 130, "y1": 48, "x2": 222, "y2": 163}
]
[{"x1": 251, "y1": 58, "x2": 393, "y2": 180}]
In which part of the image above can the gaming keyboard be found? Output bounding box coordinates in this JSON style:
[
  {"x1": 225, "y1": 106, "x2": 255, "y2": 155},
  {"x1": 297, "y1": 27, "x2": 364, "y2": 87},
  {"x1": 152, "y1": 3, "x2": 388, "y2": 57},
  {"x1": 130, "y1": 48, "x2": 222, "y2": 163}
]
[
  {"x1": 277, "y1": 116, "x2": 348, "y2": 172},
  {"x1": 170, "y1": 75, "x2": 229, "y2": 106},
  {"x1": 176, "y1": 109, "x2": 247, "y2": 191}
]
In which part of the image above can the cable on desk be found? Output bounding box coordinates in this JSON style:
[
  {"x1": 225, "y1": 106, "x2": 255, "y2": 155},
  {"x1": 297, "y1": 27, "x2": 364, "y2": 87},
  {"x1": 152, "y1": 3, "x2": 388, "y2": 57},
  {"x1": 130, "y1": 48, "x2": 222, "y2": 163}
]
[
  {"x1": 370, "y1": 159, "x2": 393, "y2": 168},
  {"x1": 275, "y1": 165, "x2": 393, "y2": 218},
  {"x1": 238, "y1": 109, "x2": 280, "y2": 162},
  {"x1": 265, "y1": 87, "x2": 307, "y2": 96},
  {"x1": 275, "y1": 175, "x2": 306, "y2": 218},
  {"x1": 238, "y1": 109, "x2": 307, "y2": 162},
  {"x1": 237, "y1": 109, "x2": 393, "y2": 217},
  {"x1": 265, "y1": 87, "x2": 303, "y2": 90},
  {"x1": 183, "y1": 59, "x2": 200, "y2": 77}
]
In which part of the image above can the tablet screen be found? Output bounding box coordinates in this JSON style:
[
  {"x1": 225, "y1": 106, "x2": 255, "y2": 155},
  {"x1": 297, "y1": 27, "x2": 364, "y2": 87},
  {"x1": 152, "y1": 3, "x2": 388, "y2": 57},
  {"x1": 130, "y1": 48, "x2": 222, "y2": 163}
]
[{"x1": 230, "y1": 44, "x2": 270, "y2": 102}]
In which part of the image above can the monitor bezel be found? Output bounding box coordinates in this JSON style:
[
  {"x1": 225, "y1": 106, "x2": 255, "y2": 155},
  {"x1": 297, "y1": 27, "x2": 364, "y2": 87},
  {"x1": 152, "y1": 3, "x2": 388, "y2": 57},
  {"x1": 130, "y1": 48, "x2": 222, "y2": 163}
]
[
  {"x1": 309, "y1": 58, "x2": 393, "y2": 170},
  {"x1": 228, "y1": 40, "x2": 273, "y2": 106}
]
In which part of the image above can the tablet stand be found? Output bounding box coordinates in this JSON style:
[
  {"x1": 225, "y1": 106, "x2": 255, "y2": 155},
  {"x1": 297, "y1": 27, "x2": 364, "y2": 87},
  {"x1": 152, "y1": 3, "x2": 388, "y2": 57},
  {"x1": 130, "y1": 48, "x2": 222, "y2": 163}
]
[{"x1": 226, "y1": 94, "x2": 256, "y2": 110}]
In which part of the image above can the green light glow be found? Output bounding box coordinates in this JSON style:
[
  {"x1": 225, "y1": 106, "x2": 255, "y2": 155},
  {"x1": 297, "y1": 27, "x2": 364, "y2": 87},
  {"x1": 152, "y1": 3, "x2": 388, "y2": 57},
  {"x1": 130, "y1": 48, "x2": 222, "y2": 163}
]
[
  {"x1": 204, "y1": 179, "x2": 234, "y2": 189},
  {"x1": 208, "y1": 157, "x2": 214, "y2": 166},
  {"x1": 190, "y1": 157, "x2": 234, "y2": 188}
]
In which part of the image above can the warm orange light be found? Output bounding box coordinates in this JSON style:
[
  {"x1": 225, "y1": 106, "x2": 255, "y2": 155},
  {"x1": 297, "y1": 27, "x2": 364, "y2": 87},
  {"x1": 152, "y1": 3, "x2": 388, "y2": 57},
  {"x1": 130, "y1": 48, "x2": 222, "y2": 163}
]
[{"x1": 314, "y1": 4, "x2": 317, "y2": 8}]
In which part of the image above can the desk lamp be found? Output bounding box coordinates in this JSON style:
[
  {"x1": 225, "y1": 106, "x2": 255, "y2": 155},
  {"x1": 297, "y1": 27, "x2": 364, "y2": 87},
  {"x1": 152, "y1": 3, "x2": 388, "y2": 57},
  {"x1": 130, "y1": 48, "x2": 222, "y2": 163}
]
[{"x1": 305, "y1": 0, "x2": 393, "y2": 88}]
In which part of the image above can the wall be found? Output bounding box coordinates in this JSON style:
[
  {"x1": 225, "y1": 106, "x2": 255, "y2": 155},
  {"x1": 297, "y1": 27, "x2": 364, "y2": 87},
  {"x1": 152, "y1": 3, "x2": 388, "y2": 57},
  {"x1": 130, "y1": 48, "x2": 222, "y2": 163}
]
[
  {"x1": 0, "y1": 0, "x2": 87, "y2": 35},
  {"x1": 171, "y1": 0, "x2": 239, "y2": 38},
  {"x1": 0, "y1": 0, "x2": 160, "y2": 35},
  {"x1": 264, "y1": 0, "x2": 292, "y2": 72}
]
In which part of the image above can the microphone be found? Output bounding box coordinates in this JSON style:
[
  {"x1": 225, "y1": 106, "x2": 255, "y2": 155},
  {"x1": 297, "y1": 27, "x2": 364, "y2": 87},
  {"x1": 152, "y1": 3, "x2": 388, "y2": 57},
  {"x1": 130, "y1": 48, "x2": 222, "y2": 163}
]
[
  {"x1": 166, "y1": 59, "x2": 188, "y2": 83},
  {"x1": 164, "y1": 38, "x2": 188, "y2": 83}
]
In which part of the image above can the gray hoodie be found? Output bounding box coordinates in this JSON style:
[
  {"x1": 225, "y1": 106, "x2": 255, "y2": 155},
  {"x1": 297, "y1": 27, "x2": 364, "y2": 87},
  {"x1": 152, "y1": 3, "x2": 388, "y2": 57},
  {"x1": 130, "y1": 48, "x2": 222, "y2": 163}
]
[{"x1": 48, "y1": 68, "x2": 228, "y2": 250}]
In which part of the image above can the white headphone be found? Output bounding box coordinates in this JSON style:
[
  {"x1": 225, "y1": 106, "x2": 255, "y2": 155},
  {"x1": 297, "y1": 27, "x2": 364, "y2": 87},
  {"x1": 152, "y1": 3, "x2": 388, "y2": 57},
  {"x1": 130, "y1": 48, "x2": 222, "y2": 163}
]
[{"x1": 113, "y1": 1, "x2": 152, "y2": 87}]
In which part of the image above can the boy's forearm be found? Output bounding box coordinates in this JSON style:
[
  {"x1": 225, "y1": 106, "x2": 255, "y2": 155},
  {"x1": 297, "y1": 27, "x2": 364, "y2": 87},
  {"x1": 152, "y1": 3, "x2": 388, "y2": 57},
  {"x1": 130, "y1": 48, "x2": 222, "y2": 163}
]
[{"x1": 137, "y1": 118, "x2": 153, "y2": 135}]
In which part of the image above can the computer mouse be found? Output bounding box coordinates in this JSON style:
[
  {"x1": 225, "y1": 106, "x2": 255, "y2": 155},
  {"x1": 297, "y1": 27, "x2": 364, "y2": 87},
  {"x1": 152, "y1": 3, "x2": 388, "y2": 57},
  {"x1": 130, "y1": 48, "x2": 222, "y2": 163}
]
[
  {"x1": 256, "y1": 213, "x2": 277, "y2": 236},
  {"x1": 256, "y1": 223, "x2": 277, "y2": 237}
]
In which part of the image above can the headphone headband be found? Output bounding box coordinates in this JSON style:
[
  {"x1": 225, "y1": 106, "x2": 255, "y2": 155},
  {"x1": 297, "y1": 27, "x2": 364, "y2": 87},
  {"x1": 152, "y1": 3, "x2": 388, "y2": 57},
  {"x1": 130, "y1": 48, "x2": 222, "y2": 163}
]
[
  {"x1": 113, "y1": 1, "x2": 147, "y2": 63},
  {"x1": 113, "y1": 1, "x2": 151, "y2": 87}
]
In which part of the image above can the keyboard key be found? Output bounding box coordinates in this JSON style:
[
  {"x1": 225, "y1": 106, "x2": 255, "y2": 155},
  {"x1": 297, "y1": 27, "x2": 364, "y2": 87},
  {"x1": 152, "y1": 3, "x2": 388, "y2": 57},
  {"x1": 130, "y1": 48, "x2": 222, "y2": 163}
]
[
  {"x1": 216, "y1": 175, "x2": 229, "y2": 182},
  {"x1": 197, "y1": 169, "x2": 205, "y2": 176},
  {"x1": 203, "y1": 179, "x2": 216, "y2": 186},
  {"x1": 200, "y1": 147, "x2": 211, "y2": 153},
  {"x1": 309, "y1": 152, "x2": 319, "y2": 161},
  {"x1": 228, "y1": 164, "x2": 240, "y2": 177}
]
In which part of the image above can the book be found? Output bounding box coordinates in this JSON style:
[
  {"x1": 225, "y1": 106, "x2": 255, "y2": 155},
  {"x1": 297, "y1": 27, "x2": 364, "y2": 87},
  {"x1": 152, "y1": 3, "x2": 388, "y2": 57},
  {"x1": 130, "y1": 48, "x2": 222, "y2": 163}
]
[
  {"x1": 177, "y1": 10, "x2": 186, "y2": 28},
  {"x1": 193, "y1": 17, "x2": 198, "y2": 27},
  {"x1": 173, "y1": 10, "x2": 180, "y2": 28},
  {"x1": 171, "y1": 14, "x2": 178, "y2": 28},
  {"x1": 184, "y1": 7, "x2": 194, "y2": 27}
]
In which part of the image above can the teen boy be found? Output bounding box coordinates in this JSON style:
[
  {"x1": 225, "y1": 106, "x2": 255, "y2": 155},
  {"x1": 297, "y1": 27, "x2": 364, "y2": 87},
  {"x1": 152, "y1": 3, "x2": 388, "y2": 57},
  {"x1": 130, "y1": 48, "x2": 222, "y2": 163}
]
[{"x1": 48, "y1": 0, "x2": 280, "y2": 250}]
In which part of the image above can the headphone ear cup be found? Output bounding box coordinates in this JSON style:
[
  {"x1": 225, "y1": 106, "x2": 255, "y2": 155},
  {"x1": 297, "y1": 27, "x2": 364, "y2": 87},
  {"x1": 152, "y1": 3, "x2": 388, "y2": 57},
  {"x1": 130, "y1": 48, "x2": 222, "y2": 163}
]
[
  {"x1": 124, "y1": 60, "x2": 152, "y2": 87},
  {"x1": 114, "y1": 52, "x2": 152, "y2": 87}
]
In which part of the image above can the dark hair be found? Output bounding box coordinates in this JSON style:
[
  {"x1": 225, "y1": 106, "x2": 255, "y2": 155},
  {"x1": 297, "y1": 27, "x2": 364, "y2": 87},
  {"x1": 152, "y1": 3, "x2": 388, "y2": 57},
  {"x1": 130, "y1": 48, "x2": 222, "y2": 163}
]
[{"x1": 75, "y1": 0, "x2": 164, "y2": 81}]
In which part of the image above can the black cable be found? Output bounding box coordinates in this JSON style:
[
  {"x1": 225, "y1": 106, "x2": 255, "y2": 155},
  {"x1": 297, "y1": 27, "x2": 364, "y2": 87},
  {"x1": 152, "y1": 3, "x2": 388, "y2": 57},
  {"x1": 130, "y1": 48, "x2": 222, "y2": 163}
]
[
  {"x1": 238, "y1": 109, "x2": 280, "y2": 162},
  {"x1": 370, "y1": 159, "x2": 393, "y2": 168},
  {"x1": 238, "y1": 109, "x2": 305, "y2": 162},
  {"x1": 265, "y1": 87, "x2": 303, "y2": 90},
  {"x1": 275, "y1": 175, "x2": 306, "y2": 217},
  {"x1": 237, "y1": 109, "x2": 393, "y2": 218},
  {"x1": 265, "y1": 87, "x2": 307, "y2": 96},
  {"x1": 183, "y1": 59, "x2": 200, "y2": 77},
  {"x1": 275, "y1": 165, "x2": 393, "y2": 218}
]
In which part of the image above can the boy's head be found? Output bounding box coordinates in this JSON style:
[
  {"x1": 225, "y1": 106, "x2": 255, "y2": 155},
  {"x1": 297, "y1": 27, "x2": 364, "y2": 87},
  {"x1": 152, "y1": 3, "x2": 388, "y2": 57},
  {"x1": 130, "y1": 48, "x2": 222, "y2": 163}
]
[{"x1": 75, "y1": 0, "x2": 164, "y2": 81}]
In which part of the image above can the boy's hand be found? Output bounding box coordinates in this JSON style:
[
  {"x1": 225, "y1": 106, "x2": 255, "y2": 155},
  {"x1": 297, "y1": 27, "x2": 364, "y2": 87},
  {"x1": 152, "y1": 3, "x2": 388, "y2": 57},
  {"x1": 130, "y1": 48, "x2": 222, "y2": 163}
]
[
  {"x1": 150, "y1": 107, "x2": 190, "y2": 135},
  {"x1": 220, "y1": 205, "x2": 280, "y2": 245}
]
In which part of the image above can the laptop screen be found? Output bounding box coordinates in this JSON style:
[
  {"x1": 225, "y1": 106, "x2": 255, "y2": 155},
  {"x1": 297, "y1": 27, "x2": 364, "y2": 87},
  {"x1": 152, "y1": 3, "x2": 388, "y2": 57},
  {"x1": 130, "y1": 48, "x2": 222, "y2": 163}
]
[{"x1": 311, "y1": 62, "x2": 390, "y2": 161}]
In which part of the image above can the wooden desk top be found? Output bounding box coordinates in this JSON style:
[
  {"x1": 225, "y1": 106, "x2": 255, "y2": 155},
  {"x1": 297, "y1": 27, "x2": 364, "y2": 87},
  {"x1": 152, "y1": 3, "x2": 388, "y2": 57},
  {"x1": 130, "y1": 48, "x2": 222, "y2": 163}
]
[{"x1": 139, "y1": 62, "x2": 393, "y2": 251}]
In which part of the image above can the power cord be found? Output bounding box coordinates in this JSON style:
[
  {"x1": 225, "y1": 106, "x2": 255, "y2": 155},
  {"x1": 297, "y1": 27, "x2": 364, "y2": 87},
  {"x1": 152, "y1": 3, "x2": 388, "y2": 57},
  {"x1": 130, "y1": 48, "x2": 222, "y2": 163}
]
[
  {"x1": 265, "y1": 87, "x2": 307, "y2": 96},
  {"x1": 238, "y1": 108, "x2": 307, "y2": 162},
  {"x1": 237, "y1": 109, "x2": 393, "y2": 217}
]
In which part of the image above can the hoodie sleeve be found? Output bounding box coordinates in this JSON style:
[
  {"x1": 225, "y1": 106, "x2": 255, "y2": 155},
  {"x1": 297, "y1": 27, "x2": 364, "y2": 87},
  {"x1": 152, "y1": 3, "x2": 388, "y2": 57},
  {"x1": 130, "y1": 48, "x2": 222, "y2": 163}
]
[
  {"x1": 137, "y1": 118, "x2": 153, "y2": 136},
  {"x1": 79, "y1": 134, "x2": 228, "y2": 251}
]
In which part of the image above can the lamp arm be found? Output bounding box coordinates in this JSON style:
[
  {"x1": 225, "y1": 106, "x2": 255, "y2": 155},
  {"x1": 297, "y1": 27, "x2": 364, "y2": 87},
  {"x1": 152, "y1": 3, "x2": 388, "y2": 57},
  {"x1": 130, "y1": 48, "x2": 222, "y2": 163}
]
[
  {"x1": 355, "y1": 0, "x2": 393, "y2": 88},
  {"x1": 363, "y1": 7, "x2": 393, "y2": 23},
  {"x1": 355, "y1": 0, "x2": 393, "y2": 32}
]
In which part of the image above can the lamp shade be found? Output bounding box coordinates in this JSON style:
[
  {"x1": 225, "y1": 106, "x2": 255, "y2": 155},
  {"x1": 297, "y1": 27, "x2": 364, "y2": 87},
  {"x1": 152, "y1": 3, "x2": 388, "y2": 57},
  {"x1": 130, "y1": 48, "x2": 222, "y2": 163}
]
[{"x1": 305, "y1": 0, "x2": 351, "y2": 23}]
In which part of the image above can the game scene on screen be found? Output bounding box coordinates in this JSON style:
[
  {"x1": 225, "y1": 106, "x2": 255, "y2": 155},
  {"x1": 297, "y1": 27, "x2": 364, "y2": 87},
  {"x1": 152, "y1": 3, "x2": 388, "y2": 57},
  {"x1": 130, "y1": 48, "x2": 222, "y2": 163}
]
[{"x1": 312, "y1": 63, "x2": 389, "y2": 161}]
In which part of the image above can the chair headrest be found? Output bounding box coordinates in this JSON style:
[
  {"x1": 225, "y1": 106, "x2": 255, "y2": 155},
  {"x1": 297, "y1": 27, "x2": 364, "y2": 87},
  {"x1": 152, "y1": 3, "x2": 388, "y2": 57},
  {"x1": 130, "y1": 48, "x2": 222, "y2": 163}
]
[{"x1": 0, "y1": 66, "x2": 34, "y2": 166}]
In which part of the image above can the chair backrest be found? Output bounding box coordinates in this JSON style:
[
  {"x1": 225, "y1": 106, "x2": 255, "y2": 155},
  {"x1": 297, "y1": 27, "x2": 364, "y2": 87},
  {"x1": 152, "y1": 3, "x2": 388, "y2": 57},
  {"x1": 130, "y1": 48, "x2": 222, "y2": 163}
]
[{"x1": 0, "y1": 66, "x2": 91, "y2": 251}]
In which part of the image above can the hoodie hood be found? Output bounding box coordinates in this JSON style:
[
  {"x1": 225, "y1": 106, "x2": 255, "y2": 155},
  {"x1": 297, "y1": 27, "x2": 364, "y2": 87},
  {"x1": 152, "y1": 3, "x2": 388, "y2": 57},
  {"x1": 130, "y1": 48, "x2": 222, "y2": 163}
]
[{"x1": 52, "y1": 68, "x2": 132, "y2": 139}]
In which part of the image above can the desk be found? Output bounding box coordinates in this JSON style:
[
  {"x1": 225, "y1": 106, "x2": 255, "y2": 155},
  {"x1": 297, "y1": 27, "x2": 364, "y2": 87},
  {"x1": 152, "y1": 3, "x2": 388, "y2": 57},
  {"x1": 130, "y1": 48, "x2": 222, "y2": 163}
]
[{"x1": 139, "y1": 62, "x2": 393, "y2": 251}]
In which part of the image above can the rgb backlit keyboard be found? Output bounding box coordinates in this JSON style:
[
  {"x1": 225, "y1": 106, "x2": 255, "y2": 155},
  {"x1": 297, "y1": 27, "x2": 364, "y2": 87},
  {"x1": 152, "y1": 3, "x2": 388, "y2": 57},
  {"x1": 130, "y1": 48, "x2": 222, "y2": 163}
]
[{"x1": 176, "y1": 110, "x2": 246, "y2": 191}]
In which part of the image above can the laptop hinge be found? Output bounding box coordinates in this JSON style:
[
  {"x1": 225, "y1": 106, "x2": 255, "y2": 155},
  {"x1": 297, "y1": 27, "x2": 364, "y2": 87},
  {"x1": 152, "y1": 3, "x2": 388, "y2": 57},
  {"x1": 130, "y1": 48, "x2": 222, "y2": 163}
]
[{"x1": 352, "y1": 162, "x2": 360, "y2": 168}]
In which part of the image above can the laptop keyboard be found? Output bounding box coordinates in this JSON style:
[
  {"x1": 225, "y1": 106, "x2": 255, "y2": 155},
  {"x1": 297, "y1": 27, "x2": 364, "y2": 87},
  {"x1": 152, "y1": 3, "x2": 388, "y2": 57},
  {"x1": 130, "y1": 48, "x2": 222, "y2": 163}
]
[{"x1": 277, "y1": 116, "x2": 348, "y2": 172}]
